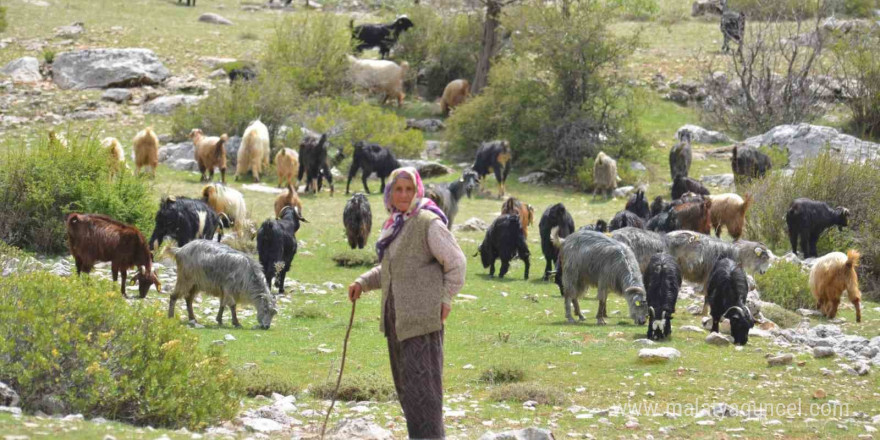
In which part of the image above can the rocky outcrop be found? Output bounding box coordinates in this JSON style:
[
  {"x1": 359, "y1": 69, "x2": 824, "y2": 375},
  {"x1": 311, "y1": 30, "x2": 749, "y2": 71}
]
[
  {"x1": 736, "y1": 124, "x2": 880, "y2": 168},
  {"x1": 52, "y1": 48, "x2": 170, "y2": 89},
  {"x1": 1, "y1": 57, "x2": 42, "y2": 83},
  {"x1": 143, "y1": 95, "x2": 203, "y2": 115}
]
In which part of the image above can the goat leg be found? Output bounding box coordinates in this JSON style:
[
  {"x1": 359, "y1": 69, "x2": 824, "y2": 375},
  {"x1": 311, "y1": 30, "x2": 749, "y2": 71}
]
[
  {"x1": 216, "y1": 301, "x2": 225, "y2": 326},
  {"x1": 711, "y1": 318, "x2": 719, "y2": 333},
  {"x1": 543, "y1": 260, "x2": 552, "y2": 282},
  {"x1": 120, "y1": 269, "x2": 128, "y2": 298},
  {"x1": 220, "y1": 168, "x2": 227, "y2": 185},
  {"x1": 362, "y1": 174, "x2": 370, "y2": 194},
  {"x1": 573, "y1": 297, "x2": 585, "y2": 321},
  {"x1": 185, "y1": 295, "x2": 197, "y2": 324},
  {"x1": 596, "y1": 299, "x2": 607, "y2": 325},
  {"x1": 230, "y1": 304, "x2": 241, "y2": 328},
  {"x1": 499, "y1": 259, "x2": 510, "y2": 279},
  {"x1": 489, "y1": 261, "x2": 495, "y2": 278},
  {"x1": 564, "y1": 296, "x2": 576, "y2": 324},
  {"x1": 522, "y1": 255, "x2": 529, "y2": 280}
]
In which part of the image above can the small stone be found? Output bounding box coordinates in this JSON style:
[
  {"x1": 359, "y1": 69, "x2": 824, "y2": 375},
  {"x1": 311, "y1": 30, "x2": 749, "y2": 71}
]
[
  {"x1": 813, "y1": 389, "x2": 826, "y2": 399},
  {"x1": 679, "y1": 325, "x2": 705, "y2": 333},
  {"x1": 625, "y1": 420, "x2": 639, "y2": 429},
  {"x1": 706, "y1": 332, "x2": 732, "y2": 346},
  {"x1": 767, "y1": 354, "x2": 794, "y2": 367},
  {"x1": 632, "y1": 339, "x2": 655, "y2": 346},
  {"x1": 62, "y1": 414, "x2": 84, "y2": 421},
  {"x1": 696, "y1": 420, "x2": 716, "y2": 426},
  {"x1": 813, "y1": 346, "x2": 835, "y2": 358},
  {"x1": 463, "y1": 364, "x2": 475, "y2": 370},
  {"x1": 198, "y1": 13, "x2": 234, "y2": 25},
  {"x1": 638, "y1": 347, "x2": 681, "y2": 362},
  {"x1": 224, "y1": 334, "x2": 236, "y2": 341}
]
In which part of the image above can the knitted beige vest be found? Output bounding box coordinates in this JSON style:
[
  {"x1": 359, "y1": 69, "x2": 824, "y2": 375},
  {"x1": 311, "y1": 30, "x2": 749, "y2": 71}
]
[{"x1": 379, "y1": 210, "x2": 445, "y2": 341}]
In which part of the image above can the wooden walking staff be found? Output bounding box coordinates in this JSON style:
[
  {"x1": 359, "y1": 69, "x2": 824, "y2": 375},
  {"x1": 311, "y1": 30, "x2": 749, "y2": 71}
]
[{"x1": 320, "y1": 300, "x2": 357, "y2": 439}]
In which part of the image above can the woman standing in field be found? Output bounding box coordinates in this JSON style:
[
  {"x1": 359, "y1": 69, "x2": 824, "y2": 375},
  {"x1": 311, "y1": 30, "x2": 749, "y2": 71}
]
[{"x1": 348, "y1": 167, "x2": 466, "y2": 439}]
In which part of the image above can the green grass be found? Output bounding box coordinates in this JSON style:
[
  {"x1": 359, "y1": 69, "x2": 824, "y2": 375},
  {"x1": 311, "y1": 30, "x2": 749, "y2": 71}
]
[{"x1": 1, "y1": 1, "x2": 879, "y2": 438}]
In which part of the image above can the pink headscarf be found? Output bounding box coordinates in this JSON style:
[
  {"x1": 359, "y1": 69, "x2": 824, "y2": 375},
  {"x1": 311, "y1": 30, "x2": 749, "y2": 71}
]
[{"x1": 375, "y1": 167, "x2": 447, "y2": 261}]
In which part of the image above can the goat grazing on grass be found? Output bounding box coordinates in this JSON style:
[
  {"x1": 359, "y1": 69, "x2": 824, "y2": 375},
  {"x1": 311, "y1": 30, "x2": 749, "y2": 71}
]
[
  {"x1": 351, "y1": 16, "x2": 414, "y2": 59},
  {"x1": 477, "y1": 214, "x2": 530, "y2": 280},
  {"x1": 150, "y1": 196, "x2": 223, "y2": 250},
  {"x1": 346, "y1": 141, "x2": 400, "y2": 195},
  {"x1": 501, "y1": 197, "x2": 534, "y2": 239},
  {"x1": 592, "y1": 151, "x2": 618, "y2": 200},
  {"x1": 190, "y1": 129, "x2": 228, "y2": 184},
  {"x1": 132, "y1": 127, "x2": 159, "y2": 177},
  {"x1": 275, "y1": 148, "x2": 300, "y2": 189},
  {"x1": 672, "y1": 198, "x2": 713, "y2": 234},
  {"x1": 707, "y1": 257, "x2": 754, "y2": 345},
  {"x1": 670, "y1": 129, "x2": 693, "y2": 180},
  {"x1": 169, "y1": 240, "x2": 277, "y2": 329},
  {"x1": 425, "y1": 169, "x2": 479, "y2": 227},
  {"x1": 473, "y1": 140, "x2": 512, "y2": 197},
  {"x1": 67, "y1": 213, "x2": 160, "y2": 298},
  {"x1": 236, "y1": 120, "x2": 270, "y2": 183},
  {"x1": 274, "y1": 183, "x2": 304, "y2": 219},
  {"x1": 102, "y1": 137, "x2": 126, "y2": 178},
  {"x1": 672, "y1": 175, "x2": 710, "y2": 200},
  {"x1": 645, "y1": 253, "x2": 681, "y2": 341},
  {"x1": 708, "y1": 193, "x2": 752, "y2": 239},
  {"x1": 626, "y1": 189, "x2": 651, "y2": 220},
  {"x1": 440, "y1": 79, "x2": 470, "y2": 116},
  {"x1": 731, "y1": 145, "x2": 771, "y2": 183},
  {"x1": 343, "y1": 193, "x2": 372, "y2": 250},
  {"x1": 810, "y1": 250, "x2": 861, "y2": 323},
  {"x1": 257, "y1": 206, "x2": 306, "y2": 295},
  {"x1": 786, "y1": 198, "x2": 850, "y2": 258},
  {"x1": 553, "y1": 230, "x2": 647, "y2": 326},
  {"x1": 539, "y1": 203, "x2": 575, "y2": 282},
  {"x1": 202, "y1": 183, "x2": 247, "y2": 232},
  {"x1": 611, "y1": 227, "x2": 670, "y2": 275},
  {"x1": 347, "y1": 56, "x2": 409, "y2": 107},
  {"x1": 298, "y1": 133, "x2": 334, "y2": 195},
  {"x1": 609, "y1": 210, "x2": 645, "y2": 231}
]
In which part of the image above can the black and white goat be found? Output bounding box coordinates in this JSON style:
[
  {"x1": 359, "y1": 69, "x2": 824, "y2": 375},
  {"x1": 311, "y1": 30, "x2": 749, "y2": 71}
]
[
  {"x1": 786, "y1": 198, "x2": 850, "y2": 258},
  {"x1": 149, "y1": 196, "x2": 223, "y2": 250},
  {"x1": 473, "y1": 140, "x2": 512, "y2": 197},
  {"x1": 257, "y1": 206, "x2": 306, "y2": 294},
  {"x1": 477, "y1": 214, "x2": 530, "y2": 279},
  {"x1": 351, "y1": 16, "x2": 415, "y2": 60},
  {"x1": 345, "y1": 141, "x2": 400, "y2": 195},
  {"x1": 539, "y1": 203, "x2": 575, "y2": 281},
  {"x1": 425, "y1": 169, "x2": 479, "y2": 227},
  {"x1": 644, "y1": 253, "x2": 681, "y2": 341},
  {"x1": 343, "y1": 193, "x2": 372, "y2": 249},
  {"x1": 707, "y1": 257, "x2": 754, "y2": 345}
]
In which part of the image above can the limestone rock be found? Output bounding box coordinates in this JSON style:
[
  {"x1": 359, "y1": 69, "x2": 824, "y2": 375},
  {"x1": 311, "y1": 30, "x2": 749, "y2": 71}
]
[
  {"x1": 398, "y1": 159, "x2": 453, "y2": 178},
  {"x1": 737, "y1": 124, "x2": 880, "y2": 168},
  {"x1": 676, "y1": 124, "x2": 732, "y2": 144},
  {"x1": 198, "y1": 13, "x2": 234, "y2": 25},
  {"x1": 328, "y1": 418, "x2": 393, "y2": 440},
  {"x1": 453, "y1": 217, "x2": 489, "y2": 232},
  {"x1": 478, "y1": 427, "x2": 555, "y2": 440},
  {"x1": 52, "y1": 48, "x2": 170, "y2": 89},
  {"x1": 768, "y1": 354, "x2": 794, "y2": 367},
  {"x1": 101, "y1": 88, "x2": 132, "y2": 103},
  {"x1": 1, "y1": 57, "x2": 42, "y2": 83},
  {"x1": 0, "y1": 382, "x2": 20, "y2": 407},
  {"x1": 706, "y1": 332, "x2": 732, "y2": 346},
  {"x1": 638, "y1": 347, "x2": 681, "y2": 362},
  {"x1": 406, "y1": 118, "x2": 445, "y2": 132},
  {"x1": 143, "y1": 95, "x2": 203, "y2": 115}
]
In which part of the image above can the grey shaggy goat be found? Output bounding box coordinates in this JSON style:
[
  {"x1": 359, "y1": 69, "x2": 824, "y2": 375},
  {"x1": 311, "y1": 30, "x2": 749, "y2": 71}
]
[
  {"x1": 553, "y1": 230, "x2": 648, "y2": 326},
  {"x1": 666, "y1": 230, "x2": 771, "y2": 313},
  {"x1": 611, "y1": 227, "x2": 669, "y2": 275},
  {"x1": 169, "y1": 240, "x2": 277, "y2": 329}
]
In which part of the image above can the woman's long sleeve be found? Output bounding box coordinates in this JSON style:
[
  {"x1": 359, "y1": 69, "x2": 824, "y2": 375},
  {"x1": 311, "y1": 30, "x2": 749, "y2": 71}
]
[
  {"x1": 355, "y1": 265, "x2": 381, "y2": 292},
  {"x1": 426, "y1": 220, "x2": 467, "y2": 305}
]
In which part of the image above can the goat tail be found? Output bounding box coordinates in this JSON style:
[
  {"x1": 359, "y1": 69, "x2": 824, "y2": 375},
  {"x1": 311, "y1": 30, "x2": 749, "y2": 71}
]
[
  {"x1": 741, "y1": 193, "x2": 753, "y2": 213},
  {"x1": 216, "y1": 134, "x2": 228, "y2": 161},
  {"x1": 399, "y1": 61, "x2": 409, "y2": 73},
  {"x1": 846, "y1": 249, "x2": 861, "y2": 269},
  {"x1": 550, "y1": 226, "x2": 565, "y2": 249}
]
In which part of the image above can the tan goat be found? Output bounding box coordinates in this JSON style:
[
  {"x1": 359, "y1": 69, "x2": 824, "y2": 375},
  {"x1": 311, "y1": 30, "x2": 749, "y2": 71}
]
[
  {"x1": 274, "y1": 183, "x2": 304, "y2": 219},
  {"x1": 190, "y1": 129, "x2": 228, "y2": 184},
  {"x1": 440, "y1": 79, "x2": 470, "y2": 116},
  {"x1": 274, "y1": 148, "x2": 300, "y2": 189},
  {"x1": 132, "y1": 127, "x2": 159, "y2": 177},
  {"x1": 810, "y1": 250, "x2": 862, "y2": 323},
  {"x1": 708, "y1": 193, "x2": 752, "y2": 240}
]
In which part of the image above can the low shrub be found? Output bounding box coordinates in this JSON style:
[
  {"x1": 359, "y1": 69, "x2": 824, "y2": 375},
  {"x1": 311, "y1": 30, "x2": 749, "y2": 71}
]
[
  {"x1": 758, "y1": 144, "x2": 789, "y2": 169},
  {"x1": 742, "y1": 152, "x2": 880, "y2": 299},
  {"x1": 0, "y1": 133, "x2": 154, "y2": 254},
  {"x1": 292, "y1": 306, "x2": 327, "y2": 320},
  {"x1": 238, "y1": 368, "x2": 300, "y2": 398},
  {"x1": 760, "y1": 302, "x2": 804, "y2": 328},
  {"x1": 755, "y1": 261, "x2": 813, "y2": 311},
  {"x1": 41, "y1": 49, "x2": 55, "y2": 65},
  {"x1": 311, "y1": 373, "x2": 396, "y2": 402},
  {"x1": 331, "y1": 250, "x2": 379, "y2": 267},
  {"x1": 479, "y1": 365, "x2": 525, "y2": 384},
  {"x1": 0, "y1": 272, "x2": 240, "y2": 429},
  {"x1": 488, "y1": 383, "x2": 567, "y2": 405}
]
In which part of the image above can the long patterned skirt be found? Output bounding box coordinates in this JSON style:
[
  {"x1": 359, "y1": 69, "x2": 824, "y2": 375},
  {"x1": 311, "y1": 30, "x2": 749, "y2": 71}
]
[{"x1": 384, "y1": 292, "x2": 445, "y2": 440}]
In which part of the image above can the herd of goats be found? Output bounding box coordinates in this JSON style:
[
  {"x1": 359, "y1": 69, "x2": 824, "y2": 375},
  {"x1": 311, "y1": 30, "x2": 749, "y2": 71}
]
[{"x1": 59, "y1": 116, "x2": 863, "y2": 347}]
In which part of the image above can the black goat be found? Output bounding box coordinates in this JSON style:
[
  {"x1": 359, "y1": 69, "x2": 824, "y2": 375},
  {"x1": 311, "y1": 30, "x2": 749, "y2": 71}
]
[
  {"x1": 625, "y1": 189, "x2": 650, "y2": 220},
  {"x1": 645, "y1": 253, "x2": 682, "y2": 341},
  {"x1": 539, "y1": 203, "x2": 575, "y2": 282},
  {"x1": 672, "y1": 175, "x2": 710, "y2": 200},
  {"x1": 477, "y1": 214, "x2": 530, "y2": 279},
  {"x1": 707, "y1": 257, "x2": 754, "y2": 345},
  {"x1": 149, "y1": 196, "x2": 222, "y2": 251},
  {"x1": 178, "y1": 0, "x2": 195, "y2": 6},
  {"x1": 297, "y1": 133, "x2": 334, "y2": 195},
  {"x1": 345, "y1": 141, "x2": 400, "y2": 195},
  {"x1": 343, "y1": 193, "x2": 372, "y2": 249},
  {"x1": 473, "y1": 140, "x2": 512, "y2": 197},
  {"x1": 646, "y1": 209, "x2": 680, "y2": 233},
  {"x1": 578, "y1": 219, "x2": 608, "y2": 233},
  {"x1": 228, "y1": 66, "x2": 256, "y2": 82},
  {"x1": 351, "y1": 16, "x2": 414, "y2": 60},
  {"x1": 669, "y1": 129, "x2": 693, "y2": 181},
  {"x1": 257, "y1": 206, "x2": 306, "y2": 294},
  {"x1": 785, "y1": 198, "x2": 850, "y2": 258},
  {"x1": 720, "y1": 0, "x2": 745, "y2": 54},
  {"x1": 731, "y1": 145, "x2": 771, "y2": 184},
  {"x1": 651, "y1": 196, "x2": 670, "y2": 217},
  {"x1": 425, "y1": 169, "x2": 478, "y2": 227},
  {"x1": 609, "y1": 210, "x2": 645, "y2": 231}
]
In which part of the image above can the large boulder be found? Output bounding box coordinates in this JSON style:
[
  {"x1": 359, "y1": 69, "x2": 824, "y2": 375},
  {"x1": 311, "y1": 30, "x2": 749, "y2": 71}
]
[
  {"x1": 0, "y1": 382, "x2": 20, "y2": 407},
  {"x1": 676, "y1": 124, "x2": 732, "y2": 144},
  {"x1": 143, "y1": 95, "x2": 203, "y2": 115},
  {"x1": 737, "y1": 124, "x2": 880, "y2": 168},
  {"x1": 478, "y1": 427, "x2": 555, "y2": 440},
  {"x1": 1, "y1": 57, "x2": 42, "y2": 83},
  {"x1": 52, "y1": 48, "x2": 170, "y2": 90},
  {"x1": 157, "y1": 142, "x2": 197, "y2": 171},
  {"x1": 692, "y1": 0, "x2": 722, "y2": 16}
]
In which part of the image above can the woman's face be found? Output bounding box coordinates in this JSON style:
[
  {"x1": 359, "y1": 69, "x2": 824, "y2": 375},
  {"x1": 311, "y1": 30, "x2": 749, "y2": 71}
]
[{"x1": 391, "y1": 176, "x2": 416, "y2": 212}]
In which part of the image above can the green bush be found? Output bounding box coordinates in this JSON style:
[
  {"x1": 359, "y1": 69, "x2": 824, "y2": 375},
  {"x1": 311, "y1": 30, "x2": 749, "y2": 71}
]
[
  {"x1": 395, "y1": 6, "x2": 482, "y2": 98},
  {"x1": 755, "y1": 261, "x2": 813, "y2": 311},
  {"x1": 0, "y1": 272, "x2": 240, "y2": 429},
  {"x1": 331, "y1": 249, "x2": 379, "y2": 267},
  {"x1": 830, "y1": 28, "x2": 880, "y2": 138},
  {"x1": 290, "y1": 97, "x2": 425, "y2": 159},
  {"x1": 0, "y1": 133, "x2": 154, "y2": 254},
  {"x1": 171, "y1": 74, "x2": 301, "y2": 145},
  {"x1": 42, "y1": 49, "x2": 55, "y2": 65},
  {"x1": 838, "y1": 0, "x2": 879, "y2": 17},
  {"x1": 758, "y1": 144, "x2": 790, "y2": 169},
  {"x1": 742, "y1": 152, "x2": 880, "y2": 298},
  {"x1": 238, "y1": 368, "x2": 300, "y2": 398},
  {"x1": 0, "y1": 6, "x2": 6, "y2": 33},
  {"x1": 311, "y1": 373, "x2": 396, "y2": 402},
  {"x1": 479, "y1": 365, "x2": 525, "y2": 384},
  {"x1": 760, "y1": 302, "x2": 804, "y2": 328},
  {"x1": 263, "y1": 13, "x2": 351, "y2": 96}
]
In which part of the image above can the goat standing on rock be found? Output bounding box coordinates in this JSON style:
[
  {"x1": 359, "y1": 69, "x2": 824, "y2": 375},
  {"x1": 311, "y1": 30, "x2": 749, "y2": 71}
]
[{"x1": 786, "y1": 198, "x2": 849, "y2": 258}]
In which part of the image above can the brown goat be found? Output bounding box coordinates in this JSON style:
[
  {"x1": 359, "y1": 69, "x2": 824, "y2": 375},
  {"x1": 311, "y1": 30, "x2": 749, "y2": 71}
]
[
  {"x1": 275, "y1": 148, "x2": 300, "y2": 189},
  {"x1": 708, "y1": 193, "x2": 752, "y2": 239},
  {"x1": 190, "y1": 129, "x2": 228, "y2": 184},
  {"x1": 274, "y1": 183, "x2": 304, "y2": 218},
  {"x1": 440, "y1": 79, "x2": 470, "y2": 116},
  {"x1": 673, "y1": 198, "x2": 713, "y2": 234},
  {"x1": 132, "y1": 127, "x2": 159, "y2": 177},
  {"x1": 810, "y1": 250, "x2": 861, "y2": 323},
  {"x1": 66, "y1": 213, "x2": 160, "y2": 298},
  {"x1": 500, "y1": 197, "x2": 535, "y2": 238}
]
